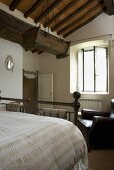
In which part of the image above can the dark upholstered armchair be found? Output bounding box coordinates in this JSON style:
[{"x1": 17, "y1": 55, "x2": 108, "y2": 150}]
[{"x1": 77, "y1": 99, "x2": 114, "y2": 150}]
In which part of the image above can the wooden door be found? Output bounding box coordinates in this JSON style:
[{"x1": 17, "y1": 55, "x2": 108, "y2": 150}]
[
  {"x1": 38, "y1": 74, "x2": 53, "y2": 108},
  {"x1": 23, "y1": 71, "x2": 38, "y2": 114}
]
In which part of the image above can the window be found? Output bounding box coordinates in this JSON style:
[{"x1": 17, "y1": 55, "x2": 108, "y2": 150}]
[{"x1": 77, "y1": 46, "x2": 108, "y2": 93}]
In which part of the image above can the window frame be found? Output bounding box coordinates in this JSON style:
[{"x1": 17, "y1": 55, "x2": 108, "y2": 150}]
[{"x1": 77, "y1": 46, "x2": 108, "y2": 93}]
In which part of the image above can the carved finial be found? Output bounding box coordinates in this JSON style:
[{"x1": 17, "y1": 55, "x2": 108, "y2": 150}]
[
  {"x1": 73, "y1": 91, "x2": 81, "y2": 100},
  {"x1": 73, "y1": 91, "x2": 81, "y2": 124}
]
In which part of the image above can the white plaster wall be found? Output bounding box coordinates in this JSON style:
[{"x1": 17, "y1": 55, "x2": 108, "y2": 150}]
[
  {"x1": 0, "y1": 38, "x2": 23, "y2": 98},
  {"x1": 23, "y1": 50, "x2": 39, "y2": 72},
  {"x1": 39, "y1": 52, "x2": 72, "y2": 102},
  {"x1": 0, "y1": 40, "x2": 40, "y2": 100}
]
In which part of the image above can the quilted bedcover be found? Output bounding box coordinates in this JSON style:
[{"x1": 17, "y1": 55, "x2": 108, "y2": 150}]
[{"x1": 0, "y1": 111, "x2": 88, "y2": 170}]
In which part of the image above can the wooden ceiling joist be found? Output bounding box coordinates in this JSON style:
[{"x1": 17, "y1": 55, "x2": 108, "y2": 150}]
[
  {"x1": 44, "y1": 0, "x2": 79, "y2": 28},
  {"x1": 0, "y1": 0, "x2": 107, "y2": 38},
  {"x1": 9, "y1": 0, "x2": 22, "y2": 11},
  {"x1": 58, "y1": 2, "x2": 104, "y2": 35},
  {"x1": 104, "y1": 0, "x2": 114, "y2": 15},
  {"x1": 34, "y1": 0, "x2": 62, "y2": 23},
  {"x1": 24, "y1": 0, "x2": 45, "y2": 18},
  {"x1": 63, "y1": 9, "x2": 104, "y2": 38},
  {"x1": 51, "y1": 0, "x2": 97, "y2": 32}
]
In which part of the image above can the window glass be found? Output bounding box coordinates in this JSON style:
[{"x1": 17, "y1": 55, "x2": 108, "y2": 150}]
[
  {"x1": 77, "y1": 46, "x2": 108, "y2": 93},
  {"x1": 95, "y1": 47, "x2": 107, "y2": 92},
  {"x1": 84, "y1": 50, "x2": 94, "y2": 92}
]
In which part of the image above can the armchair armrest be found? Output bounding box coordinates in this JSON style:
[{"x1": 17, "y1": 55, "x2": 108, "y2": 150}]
[
  {"x1": 89, "y1": 116, "x2": 114, "y2": 150},
  {"x1": 81, "y1": 109, "x2": 110, "y2": 120}
]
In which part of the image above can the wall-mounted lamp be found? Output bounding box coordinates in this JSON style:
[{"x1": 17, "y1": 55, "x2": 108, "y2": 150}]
[{"x1": 5, "y1": 55, "x2": 14, "y2": 71}]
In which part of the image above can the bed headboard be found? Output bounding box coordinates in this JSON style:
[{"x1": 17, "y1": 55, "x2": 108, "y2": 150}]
[{"x1": 0, "y1": 91, "x2": 81, "y2": 124}]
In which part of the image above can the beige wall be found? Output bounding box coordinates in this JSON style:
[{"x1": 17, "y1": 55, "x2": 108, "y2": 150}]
[
  {"x1": 39, "y1": 13, "x2": 114, "y2": 111},
  {"x1": 23, "y1": 50, "x2": 39, "y2": 72},
  {"x1": 39, "y1": 52, "x2": 72, "y2": 102},
  {"x1": 65, "y1": 13, "x2": 114, "y2": 111}
]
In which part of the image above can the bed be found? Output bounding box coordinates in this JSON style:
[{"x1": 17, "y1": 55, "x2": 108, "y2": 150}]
[
  {"x1": 0, "y1": 110, "x2": 88, "y2": 170},
  {"x1": 0, "y1": 92, "x2": 88, "y2": 170}
]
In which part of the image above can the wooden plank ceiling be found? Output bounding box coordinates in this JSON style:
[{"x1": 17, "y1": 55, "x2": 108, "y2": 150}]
[
  {"x1": 0, "y1": 0, "x2": 113, "y2": 56},
  {"x1": 0, "y1": 0, "x2": 109, "y2": 38}
]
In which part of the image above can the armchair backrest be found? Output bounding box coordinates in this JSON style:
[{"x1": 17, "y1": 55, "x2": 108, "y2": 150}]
[
  {"x1": 110, "y1": 99, "x2": 114, "y2": 118},
  {"x1": 111, "y1": 99, "x2": 114, "y2": 110}
]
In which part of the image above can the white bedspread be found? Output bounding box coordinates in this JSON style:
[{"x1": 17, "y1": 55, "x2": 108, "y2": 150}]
[{"x1": 0, "y1": 111, "x2": 88, "y2": 170}]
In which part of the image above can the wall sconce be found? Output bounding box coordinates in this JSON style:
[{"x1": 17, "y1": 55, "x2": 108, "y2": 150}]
[{"x1": 5, "y1": 55, "x2": 14, "y2": 71}]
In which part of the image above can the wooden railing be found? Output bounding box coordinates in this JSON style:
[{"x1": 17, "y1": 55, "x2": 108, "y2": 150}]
[{"x1": 0, "y1": 91, "x2": 81, "y2": 125}]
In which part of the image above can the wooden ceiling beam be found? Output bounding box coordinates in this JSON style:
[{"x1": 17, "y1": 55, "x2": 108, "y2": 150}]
[
  {"x1": 0, "y1": 29, "x2": 23, "y2": 45},
  {"x1": 63, "y1": 9, "x2": 104, "y2": 38},
  {"x1": 104, "y1": 0, "x2": 114, "y2": 15},
  {"x1": 24, "y1": 0, "x2": 45, "y2": 18},
  {"x1": 44, "y1": 0, "x2": 79, "y2": 28},
  {"x1": 0, "y1": 9, "x2": 31, "y2": 33},
  {"x1": 0, "y1": 9, "x2": 31, "y2": 45},
  {"x1": 51, "y1": 0, "x2": 98, "y2": 32},
  {"x1": 58, "y1": 2, "x2": 104, "y2": 35},
  {"x1": 0, "y1": 26, "x2": 7, "y2": 36},
  {"x1": 9, "y1": 0, "x2": 22, "y2": 11},
  {"x1": 34, "y1": 0, "x2": 62, "y2": 23}
]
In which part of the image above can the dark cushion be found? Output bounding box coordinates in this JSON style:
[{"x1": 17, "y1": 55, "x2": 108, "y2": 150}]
[
  {"x1": 89, "y1": 116, "x2": 114, "y2": 149},
  {"x1": 81, "y1": 109, "x2": 110, "y2": 120}
]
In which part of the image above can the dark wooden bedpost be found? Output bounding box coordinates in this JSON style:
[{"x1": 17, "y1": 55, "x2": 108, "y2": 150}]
[{"x1": 73, "y1": 91, "x2": 81, "y2": 125}]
